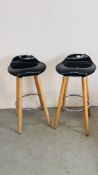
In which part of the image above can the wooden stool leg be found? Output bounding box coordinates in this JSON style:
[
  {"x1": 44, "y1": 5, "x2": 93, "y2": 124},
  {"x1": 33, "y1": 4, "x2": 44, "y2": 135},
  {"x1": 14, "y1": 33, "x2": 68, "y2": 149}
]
[
  {"x1": 34, "y1": 76, "x2": 43, "y2": 109},
  {"x1": 82, "y1": 77, "x2": 89, "y2": 136},
  {"x1": 18, "y1": 78, "x2": 22, "y2": 134},
  {"x1": 62, "y1": 77, "x2": 69, "y2": 110},
  {"x1": 54, "y1": 76, "x2": 68, "y2": 128},
  {"x1": 86, "y1": 77, "x2": 91, "y2": 116},
  {"x1": 16, "y1": 77, "x2": 19, "y2": 116},
  {"x1": 34, "y1": 75, "x2": 51, "y2": 126}
]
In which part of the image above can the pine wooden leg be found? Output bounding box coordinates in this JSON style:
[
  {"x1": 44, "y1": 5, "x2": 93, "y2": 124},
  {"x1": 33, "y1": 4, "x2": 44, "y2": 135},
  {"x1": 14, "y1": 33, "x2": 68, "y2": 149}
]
[
  {"x1": 86, "y1": 77, "x2": 91, "y2": 116},
  {"x1": 34, "y1": 75, "x2": 51, "y2": 126},
  {"x1": 16, "y1": 77, "x2": 19, "y2": 116},
  {"x1": 34, "y1": 76, "x2": 43, "y2": 109},
  {"x1": 82, "y1": 77, "x2": 89, "y2": 136},
  {"x1": 54, "y1": 76, "x2": 68, "y2": 128},
  {"x1": 18, "y1": 78, "x2": 22, "y2": 134},
  {"x1": 62, "y1": 77, "x2": 69, "y2": 110}
]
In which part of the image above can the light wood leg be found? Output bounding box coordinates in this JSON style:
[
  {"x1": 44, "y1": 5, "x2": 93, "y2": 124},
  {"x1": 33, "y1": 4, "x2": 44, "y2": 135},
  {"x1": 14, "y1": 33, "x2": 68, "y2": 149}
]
[
  {"x1": 34, "y1": 76, "x2": 43, "y2": 109},
  {"x1": 54, "y1": 76, "x2": 67, "y2": 128},
  {"x1": 82, "y1": 77, "x2": 89, "y2": 136},
  {"x1": 16, "y1": 77, "x2": 19, "y2": 116},
  {"x1": 18, "y1": 78, "x2": 22, "y2": 134},
  {"x1": 62, "y1": 77, "x2": 69, "y2": 110},
  {"x1": 34, "y1": 75, "x2": 51, "y2": 126},
  {"x1": 86, "y1": 77, "x2": 91, "y2": 116}
]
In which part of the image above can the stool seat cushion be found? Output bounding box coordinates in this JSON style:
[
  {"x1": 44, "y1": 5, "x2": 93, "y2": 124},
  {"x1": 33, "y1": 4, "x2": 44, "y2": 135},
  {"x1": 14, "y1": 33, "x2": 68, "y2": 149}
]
[
  {"x1": 56, "y1": 54, "x2": 96, "y2": 77},
  {"x1": 8, "y1": 55, "x2": 46, "y2": 77}
]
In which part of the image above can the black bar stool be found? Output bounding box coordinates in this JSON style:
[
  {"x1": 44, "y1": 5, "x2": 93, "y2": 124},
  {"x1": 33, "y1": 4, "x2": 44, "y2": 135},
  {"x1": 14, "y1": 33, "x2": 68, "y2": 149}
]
[
  {"x1": 8, "y1": 55, "x2": 51, "y2": 134},
  {"x1": 54, "y1": 54, "x2": 96, "y2": 136}
]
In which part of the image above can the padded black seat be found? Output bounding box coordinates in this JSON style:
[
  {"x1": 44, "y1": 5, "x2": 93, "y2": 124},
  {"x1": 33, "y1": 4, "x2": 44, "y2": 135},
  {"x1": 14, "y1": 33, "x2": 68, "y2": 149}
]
[
  {"x1": 8, "y1": 55, "x2": 46, "y2": 77},
  {"x1": 56, "y1": 54, "x2": 96, "y2": 77}
]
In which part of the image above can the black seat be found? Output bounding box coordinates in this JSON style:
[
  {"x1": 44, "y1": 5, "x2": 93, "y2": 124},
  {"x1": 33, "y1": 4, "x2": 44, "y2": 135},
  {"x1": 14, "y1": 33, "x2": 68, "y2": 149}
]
[
  {"x1": 8, "y1": 55, "x2": 46, "y2": 78},
  {"x1": 56, "y1": 54, "x2": 96, "y2": 77}
]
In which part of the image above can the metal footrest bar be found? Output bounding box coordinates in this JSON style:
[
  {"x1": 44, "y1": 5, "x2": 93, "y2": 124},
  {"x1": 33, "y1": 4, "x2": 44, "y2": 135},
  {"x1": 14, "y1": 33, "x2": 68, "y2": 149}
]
[
  {"x1": 62, "y1": 94, "x2": 90, "y2": 112},
  {"x1": 16, "y1": 93, "x2": 41, "y2": 110}
]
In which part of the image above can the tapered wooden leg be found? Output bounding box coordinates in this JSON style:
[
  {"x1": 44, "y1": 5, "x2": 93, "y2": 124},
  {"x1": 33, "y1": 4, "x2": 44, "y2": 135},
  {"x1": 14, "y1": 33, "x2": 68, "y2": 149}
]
[
  {"x1": 54, "y1": 76, "x2": 68, "y2": 128},
  {"x1": 34, "y1": 76, "x2": 43, "y2": 109},
  {"x1": 82, "y1": 77, "x2": 89, "y2": 136},
  {"x1": 86, "y1": 77, "x2": 91, "y2": 116},
  {"x1": 34, "y1": 75, "x2": 51, "y2": 126},
  {"x1": 16, "y1": 77, "x2": 19, "y2": 116},
  {"x1": 62, "y1": 77, "x2": 69, "y2": 110},
  {"x1": 18, "y1": 78, "x2": 22, "y2": 134}
]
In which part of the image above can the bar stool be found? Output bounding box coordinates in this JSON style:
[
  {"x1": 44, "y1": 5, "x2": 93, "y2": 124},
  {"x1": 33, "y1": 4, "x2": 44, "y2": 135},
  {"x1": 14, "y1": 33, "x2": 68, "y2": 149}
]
[
  {"x1": 54, "y1": 54, "x2": 96, "y2": 136},
  {"x1": 8, "y1": 55, "x2": 51, "y2": 134}
]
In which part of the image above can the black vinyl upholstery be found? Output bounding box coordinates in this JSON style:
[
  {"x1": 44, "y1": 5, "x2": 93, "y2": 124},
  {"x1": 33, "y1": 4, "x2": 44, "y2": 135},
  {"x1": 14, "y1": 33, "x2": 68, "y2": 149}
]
[
  {"x1": 56, "y1": 54, "x2": 96, "y2": 77},
  {"x1": 8, "y1": 55, "x2": 46, "y2": 77}
]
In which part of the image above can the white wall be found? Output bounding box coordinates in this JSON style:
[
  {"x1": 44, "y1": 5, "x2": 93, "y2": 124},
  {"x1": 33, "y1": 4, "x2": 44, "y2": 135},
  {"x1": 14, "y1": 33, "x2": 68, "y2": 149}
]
[{"x1": 0, "y1": 0, "x2": 98, "y2": 108}]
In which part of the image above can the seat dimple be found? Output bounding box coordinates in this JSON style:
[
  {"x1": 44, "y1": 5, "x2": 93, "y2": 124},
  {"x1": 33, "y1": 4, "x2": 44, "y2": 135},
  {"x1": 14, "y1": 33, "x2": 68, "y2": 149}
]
[
  {"x1": 11, "y1": 55, "x2": 39, "y2": 69},
  {"x1": 66, "y1": 54, "x2": 90, "y2": 61}
]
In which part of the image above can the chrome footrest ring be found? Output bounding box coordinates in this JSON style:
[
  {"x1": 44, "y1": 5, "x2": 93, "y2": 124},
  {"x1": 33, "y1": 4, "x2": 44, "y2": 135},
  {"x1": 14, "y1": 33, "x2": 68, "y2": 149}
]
[
  {"x1": 62, "y1": 94, "x2": 90, "y2": 112},
  {"x1": 16, "y1": 93, "x2": 41, "y2": 110}
]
